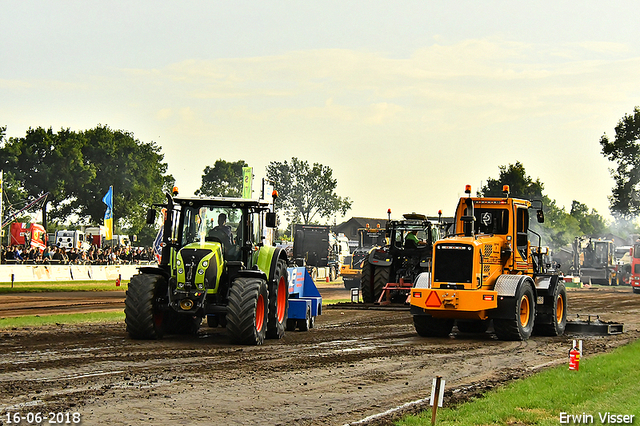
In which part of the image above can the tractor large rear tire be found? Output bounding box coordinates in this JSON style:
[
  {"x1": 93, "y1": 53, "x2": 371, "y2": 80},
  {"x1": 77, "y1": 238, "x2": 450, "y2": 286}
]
[
  {"x1": 361, "y1": 262, "x2": 389, "y2": 303},
  {"x1": 494, "y1": 280, "x2": 535, "y2": 341},
  {"x1": 413, "y1": 315, "x2": 454, "y2": 337},
  {"x1": 534, "y1": 282, "x2": 567, "y2": 336},
  {"x1": 267, "y1": 260, "x2": 289, "y2": 339},
  {"x1": 125, "y1": 274, "x2": 167, "y2": 340},
  {"x1": 227, "y1": 277, "x2": 269, "y2": 345}
]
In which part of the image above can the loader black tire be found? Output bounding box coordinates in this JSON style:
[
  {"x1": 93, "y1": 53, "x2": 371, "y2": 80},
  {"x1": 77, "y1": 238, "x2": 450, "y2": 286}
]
[
  {"x1": 267, "y1": 260, "x2": 289, "y2": 339},
  {"x1": 534, "y1": 282, "x2": 567, "y2": 336},
  {"x1": 226, "y1": 277, "x2": 269, "y2": 345},
  {"x1": 413, "y1": 315, "x2": 454, "y2": 337},
  {"x1": 494, "y1": 280, "x2": 535, "y2": 341},
  {"x1": 361, "y1": 262, "x2": 389, "y2": 303},
  {"x1": 125, "y1": 274, "x2": 167, "y2": 340}
]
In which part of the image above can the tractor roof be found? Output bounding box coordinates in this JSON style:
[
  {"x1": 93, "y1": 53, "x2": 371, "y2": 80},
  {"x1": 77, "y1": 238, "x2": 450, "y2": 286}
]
[{"x1": 174, "y1": 196, "x2": 271, "y2": 208}]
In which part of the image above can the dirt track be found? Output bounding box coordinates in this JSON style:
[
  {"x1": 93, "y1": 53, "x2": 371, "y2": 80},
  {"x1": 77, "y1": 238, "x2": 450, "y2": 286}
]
[{"x1": 0, "y1": 284, "x2": 638, "y2": 426}]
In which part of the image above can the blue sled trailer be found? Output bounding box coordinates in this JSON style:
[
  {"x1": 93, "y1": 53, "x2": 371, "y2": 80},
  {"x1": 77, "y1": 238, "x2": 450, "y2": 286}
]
[{"x1": 287, "y1": 266, "x2": 322, "y2": 331}]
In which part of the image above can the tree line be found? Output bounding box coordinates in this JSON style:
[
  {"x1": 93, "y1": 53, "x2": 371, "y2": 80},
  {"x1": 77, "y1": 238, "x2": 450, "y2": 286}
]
[{"x1": 2, "y1": 106, "x2": 640, "y2": 248}]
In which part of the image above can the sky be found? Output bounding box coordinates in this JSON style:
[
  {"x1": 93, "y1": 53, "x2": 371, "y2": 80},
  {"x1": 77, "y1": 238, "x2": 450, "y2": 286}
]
[{"x1": 2, "y1": 1, "x2": 640, "y2": 225}]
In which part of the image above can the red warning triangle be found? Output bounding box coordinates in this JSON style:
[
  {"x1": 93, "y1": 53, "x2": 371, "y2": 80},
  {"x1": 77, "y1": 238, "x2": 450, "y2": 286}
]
[{"x1": 425, "y1": 291, "x2": 442, "y2": 308}]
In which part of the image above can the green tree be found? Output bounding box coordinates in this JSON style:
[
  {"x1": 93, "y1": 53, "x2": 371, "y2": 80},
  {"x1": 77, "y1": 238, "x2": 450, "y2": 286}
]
[
  {"x1": 600, "y1": 106, "x2": 640, "y2": 219},
  {"x1": 479, "y1": 163, "x2": 584, "y2": 249},
  {"x1": 195, "y1": 159, "x2": 248, "y2": 197},
  {"x1": 266, "y1": 157, "x2": 352, "y2": 224},
  {"x1": 0, "y1": 125, "x2": 173, "y2": 235},
  {"x1": 76, "y1": 125, "x2": 174, "y2": 233},
  {"x1": 478, "y1": 162, "x2": 544, "y2": 199},
  {"x1": 570, "y1": 201, "x2": 607, "y2": 236}
]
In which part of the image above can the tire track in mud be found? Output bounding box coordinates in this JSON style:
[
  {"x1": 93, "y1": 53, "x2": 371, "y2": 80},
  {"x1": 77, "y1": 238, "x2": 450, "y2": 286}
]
[{"x1": 0, "y1": 287, "x2": 639, "y2": 425}]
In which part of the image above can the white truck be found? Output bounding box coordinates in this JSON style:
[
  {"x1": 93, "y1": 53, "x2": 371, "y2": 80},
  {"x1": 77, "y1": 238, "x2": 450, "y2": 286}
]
[{"x1": 55, "y1": 230, "x2": 91, "y2": 251}]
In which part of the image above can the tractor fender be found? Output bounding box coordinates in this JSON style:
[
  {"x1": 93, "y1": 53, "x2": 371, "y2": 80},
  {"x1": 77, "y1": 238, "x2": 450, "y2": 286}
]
[
  {"x1": 234, "y1": 268, "x2": 268, "y2": 283},
  {"x1": 491, "y1": 275, "x2": 536, "y2": 320},
  {"x1": 256, "y1": 246, "x2": 287, "y2": 283},
  {"x1": 138, "y1": 265, "x2": 171, "y2": 281},
  {"x1": 367, "y1": 247, "x2": 392, "y2": 267}
]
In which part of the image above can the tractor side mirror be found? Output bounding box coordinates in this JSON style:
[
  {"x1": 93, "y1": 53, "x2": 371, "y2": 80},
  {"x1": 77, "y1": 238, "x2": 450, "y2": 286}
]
[
  {"x1": 536, "y1": 209, "x2": 544, "y2": 223},
  {"x1": 146, "y1": 209, "x2": 156, "y2": 225},
  {"x1": 265, "y1": 212, "x2": 277, "y2": 228}
]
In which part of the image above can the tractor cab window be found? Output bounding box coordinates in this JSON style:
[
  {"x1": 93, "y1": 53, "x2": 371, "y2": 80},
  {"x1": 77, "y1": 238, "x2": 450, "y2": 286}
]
[
  {"x1": 392, "y1": 226, "x2": 429, "y2": 249},
  {"x1": 181, "y1": 205, "x2": 243, "y2": 255},
  {"x1": 474, "y1": 209, "x2": 509, "y2": 234}
]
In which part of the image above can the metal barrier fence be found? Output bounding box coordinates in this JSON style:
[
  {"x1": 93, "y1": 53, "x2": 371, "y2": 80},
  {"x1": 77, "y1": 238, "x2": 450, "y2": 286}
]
[{"x1": 0, "y1": 264, "x2": 144, "y2": 283}]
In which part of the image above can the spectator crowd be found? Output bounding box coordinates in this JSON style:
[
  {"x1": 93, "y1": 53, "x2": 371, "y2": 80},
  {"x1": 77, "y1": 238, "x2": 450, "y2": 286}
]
[{"x1": 1, "y1": 244, "x2": 156, "y2": 265}]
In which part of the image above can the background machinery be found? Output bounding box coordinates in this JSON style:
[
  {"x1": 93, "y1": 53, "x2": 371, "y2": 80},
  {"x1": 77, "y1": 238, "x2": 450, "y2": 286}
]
[
  {"x1": 125, "y1": 191, "x2": 290, "y2": 345},
  {"x1": 571, "y1": 237, "x2": 617, "y2": 285},
  {"x1": 410, "y1": 185, "x2": 567, "y2": 341},
  {"x1": 292, "y1": 224, "x2": 348, "y2": 281},
  {"x1": 341, "y1": 224, "x2": 386, "y2": 290},
  {"x1": 360, "y1": 213, "x2": 435, "y2": 303}
]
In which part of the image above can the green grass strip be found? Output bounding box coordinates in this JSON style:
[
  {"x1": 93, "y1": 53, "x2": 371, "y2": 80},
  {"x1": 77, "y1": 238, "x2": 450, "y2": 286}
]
[
  {"x1": 0, "y1": 311, "x2": 125, "y2": 329},
  {"x1": 397, "y1": 339, "x2": 640, "y2": 425},
  {"x1": 0, "y1": 281, "x2": 129, "y2": 293}
]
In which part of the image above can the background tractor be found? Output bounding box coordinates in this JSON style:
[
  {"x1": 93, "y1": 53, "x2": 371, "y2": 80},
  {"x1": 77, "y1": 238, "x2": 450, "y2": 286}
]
[
  {"x1": 341, "y1": 224, "x2": 386, "y2": 290},
  {"x1": 360, "y1": 213, "x2": 436, "y2": 303},
  {"x1": 125, "y1": 192, "x2": 289, "y2": 345},
  {"x1": 410, "y1": 185, "x2": 567, "y2": 341}
]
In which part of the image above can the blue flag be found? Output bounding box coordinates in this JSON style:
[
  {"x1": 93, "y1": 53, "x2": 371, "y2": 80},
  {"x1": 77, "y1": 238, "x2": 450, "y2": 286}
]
[{"x1": 102, "y1": 186, "x2": 113, "y2": 240}]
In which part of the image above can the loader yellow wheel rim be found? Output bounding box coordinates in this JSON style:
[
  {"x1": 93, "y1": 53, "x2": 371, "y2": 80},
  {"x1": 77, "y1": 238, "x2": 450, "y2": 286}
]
[
  {"x1": 556, "y1": 294, "x2": 564, "y2": 323},
  {"x1": 519, "y1": 295, "x2": 530, "y2": 327}
]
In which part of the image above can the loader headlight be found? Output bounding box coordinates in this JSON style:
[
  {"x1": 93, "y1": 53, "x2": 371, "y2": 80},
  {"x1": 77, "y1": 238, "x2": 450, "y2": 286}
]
[
  {"x1": 202, "y1": 260, "x2": 208, "y2": 267},
  {"x1": 176, "y1": 259, "x2": 182, "y2": 266},
  {"x1": 198, "y1": 269, "x2": 204, "y2": 275},
  {"x1": 178, "y1": 268, "x2": 184, "y2": 275}
]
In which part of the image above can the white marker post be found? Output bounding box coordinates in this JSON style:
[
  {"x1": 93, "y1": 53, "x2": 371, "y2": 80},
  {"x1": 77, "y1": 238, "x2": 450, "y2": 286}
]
[{"x1": 430, "y1": 376, "x2": 445, "y2": 425}]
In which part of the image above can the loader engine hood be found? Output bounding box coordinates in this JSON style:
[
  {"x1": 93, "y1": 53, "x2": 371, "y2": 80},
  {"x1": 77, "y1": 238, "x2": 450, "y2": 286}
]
[{"x1": 170, "y1": 242, "x2": 224, "y2": 312}]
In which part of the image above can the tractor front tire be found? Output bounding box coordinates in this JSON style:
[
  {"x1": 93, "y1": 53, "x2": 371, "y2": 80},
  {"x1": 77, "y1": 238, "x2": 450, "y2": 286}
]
[
  {"x1": 494, "y1": 280, "x2": 536, "y2": 341},
  {"x1": 125, "y1": 274, "x2": 166, "y2": 340},
  {"x1": 227, "y1": 277, "x2": 269, "y2": 345},
  {"x1": 267, "y1": 260, "x2": 289, "y2": 339}
]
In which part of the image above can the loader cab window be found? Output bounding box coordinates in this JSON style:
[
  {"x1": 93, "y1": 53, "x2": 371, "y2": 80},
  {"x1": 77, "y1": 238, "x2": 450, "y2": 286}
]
[
  {"x1": 474, "y1": 209, "x2": 509, "y2": 235},
  {"x1": 516, "y1": 207, "x2": 529, "y2": 259}
]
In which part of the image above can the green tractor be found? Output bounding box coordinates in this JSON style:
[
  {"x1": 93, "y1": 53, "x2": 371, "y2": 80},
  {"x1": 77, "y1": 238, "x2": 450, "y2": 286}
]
[{"x1": 125, "y1": 192, "x2": 289, "y2": 345}]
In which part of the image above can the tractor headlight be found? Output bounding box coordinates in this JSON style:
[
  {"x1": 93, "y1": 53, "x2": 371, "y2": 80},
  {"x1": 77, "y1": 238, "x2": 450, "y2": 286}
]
[
  {"x1": 178, "y1": 268, "x2": 184, "y2": 275},
  {"x1": 198, "y1": 269, "x2": 204, "y2": 275},
  {"x1": 202, "y1": 260, "x2": 208, "y2": 267},
  {"x1": 176, "y1": 259, "x2": 182, "y2": 267}
]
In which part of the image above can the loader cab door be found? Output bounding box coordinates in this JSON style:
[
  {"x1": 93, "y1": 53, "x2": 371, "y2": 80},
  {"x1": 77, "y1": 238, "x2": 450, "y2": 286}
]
[{"x1": 516, "y1": 207, "x2": 529, "y2": 261}]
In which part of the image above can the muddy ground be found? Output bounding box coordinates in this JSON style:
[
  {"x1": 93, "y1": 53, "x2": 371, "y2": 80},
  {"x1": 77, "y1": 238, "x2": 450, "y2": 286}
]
[{"x1": 0, "y1": 284, "x2": 638, "y2": 426}]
